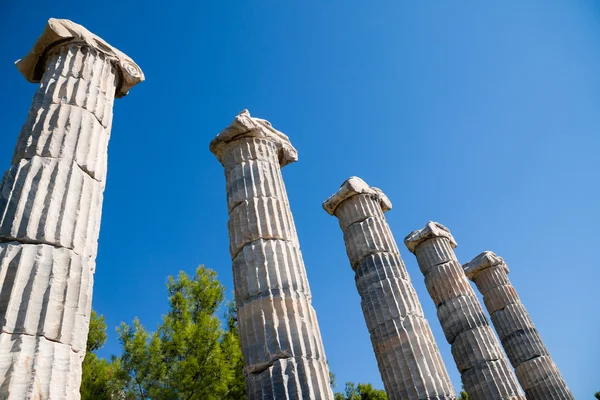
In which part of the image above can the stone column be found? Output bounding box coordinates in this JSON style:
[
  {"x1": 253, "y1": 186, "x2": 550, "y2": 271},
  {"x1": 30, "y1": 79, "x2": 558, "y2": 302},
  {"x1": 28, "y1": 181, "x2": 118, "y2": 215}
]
[
  {"x1": 463, "y1": 252, "x2": 574, "y2": 400},
  {"x1": 0, "y1": 19, "x2": 143, "y2": 399},
  {"x1": 323, "y1": 177, "x2": 455, "y2": 400},
  {"x1": 210, "y1": 110, "x2": 333, "y2": 400},
  {"x1": 404, "y1": 222, "x2": 524, "y2": 400}
]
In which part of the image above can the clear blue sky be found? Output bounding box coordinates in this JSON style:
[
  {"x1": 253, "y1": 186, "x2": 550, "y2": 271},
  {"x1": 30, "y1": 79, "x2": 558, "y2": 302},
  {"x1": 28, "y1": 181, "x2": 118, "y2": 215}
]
[{"x1": 1, "y1": 1, "x2": 598, "y2": 397}]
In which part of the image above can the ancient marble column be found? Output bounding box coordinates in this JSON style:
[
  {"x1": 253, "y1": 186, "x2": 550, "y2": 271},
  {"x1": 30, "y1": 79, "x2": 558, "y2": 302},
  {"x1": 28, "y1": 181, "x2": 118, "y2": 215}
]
[
  {"x1": 0, "y1": 19, "x2": 143, "y2": 399},
  {"x1": 323, "y1": 177, "x2": 455, "y2": 400},
  {"x1": 404, "y1": 222, "x2": 524, "y2": 400},
  {"x1": 210, "y1": 110, "x2": 333, "y2": 400},
  {"x1": 463, "y1": 252, "x2": 574, "y2": 400}
]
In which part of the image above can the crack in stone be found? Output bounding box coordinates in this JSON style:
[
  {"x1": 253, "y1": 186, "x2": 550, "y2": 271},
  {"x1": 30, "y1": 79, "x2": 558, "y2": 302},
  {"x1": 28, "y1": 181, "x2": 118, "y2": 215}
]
[
  {"x1": 351, "y1": 249, "x2": 402, "y2": 270},
  {"x1": 245, "y1": 352, "x2": 292, "y2": 375},
  {"x1": 421, "y1": 260, "x2": 459, "y2": 278},
  {"x1": 343, "y1": 214, "x2": 378, "y2": 230},
  {"x1": 0, "y1": 329, "x2": 81, "y2": 353},
  {"x1": 228, "y1": 195, "x2": 283, "y2": 214},
  {"x1": 232, "y1": 237, "x2": 295, "y2": 260},
  {"x1": 366, "y1": 311, "x2": 425, "y2": 334},
  {"x1": 238, "y1": 286, "x2": 311, "y2": 305},
  {"x1": 459, "y1": 358, "x2": 503, "y2": 374},
  {"x1": 0, "y1": 236, "x2": 80, "y2": 256},
  {"x1": 14, "y1": 155, "x2": 102, "y2": 183}
]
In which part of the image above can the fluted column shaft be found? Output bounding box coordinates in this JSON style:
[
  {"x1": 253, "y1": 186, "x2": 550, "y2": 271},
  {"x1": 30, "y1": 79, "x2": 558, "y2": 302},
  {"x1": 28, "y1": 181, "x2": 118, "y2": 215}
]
[
  {"x1": 324, "y1": 178, "x2": 454, "y2": 400},
  {"x1": 0, "y1": 19, "x2": 143, "y2": 400},
  {"x1": 464, "y1": 253, "x2": 574, "y2": 400},
  {"x1": 211, "y1": 111, "x2": 333, "y2": 400},
  {"x1": 404, "y1": 223, "x2": 524, "y2": 400}
]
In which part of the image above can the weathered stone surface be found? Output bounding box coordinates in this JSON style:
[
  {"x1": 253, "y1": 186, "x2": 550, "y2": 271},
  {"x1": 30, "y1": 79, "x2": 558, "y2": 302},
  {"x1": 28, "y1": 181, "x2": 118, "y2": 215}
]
[
  {"x1": 16, "y1": 18, "x2": 144, "y2": 98},
  {"x1": 405, "y1": 222, "x2": 524, "y2": 400},
  {"x1": 32, "y1": 46, "x2": 116, "y2": 128},
  {"x1": 0, "y1": 18, "x2": 142, "y2": 399},
  {"x1": 461, "y1": 359, "x2": 525, "y2": 400},
  {"x1": 0, "y1": 333, "x2": 83, "y2": 399},
  {"x1": 12, "y1": 104, "x2": 110, "y2": 181},
  {"x1": 0, "y1": 157, "x2": 104, "y2": 258},
  {"x1": 464, "y1": 252, "x2": 574, "y2": 399},
  {"x1": 211, "y1": 110, "x2": 333, "y2": 399},
  {"x1": 210, "y1": 110, "x2": 297, "y2": 167},
  {"x1": 515, "y1": 356, "x2": 572, "y2": 400},
  {"x1": 245, "y1": 357, "x2": 332, "y2": 399},
  {"x1": 324, "y1": 178, "x2": 455, "y2": 400},
  {"x1": 0, "y1": 243, "x2": 93, "y2": 352}
]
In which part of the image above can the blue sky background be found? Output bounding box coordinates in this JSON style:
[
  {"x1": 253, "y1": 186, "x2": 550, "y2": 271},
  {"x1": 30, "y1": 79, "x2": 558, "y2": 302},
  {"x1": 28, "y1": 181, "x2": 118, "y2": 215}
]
[{"x1": 1, "y1": 1, "x2": 599, "y2": 397}]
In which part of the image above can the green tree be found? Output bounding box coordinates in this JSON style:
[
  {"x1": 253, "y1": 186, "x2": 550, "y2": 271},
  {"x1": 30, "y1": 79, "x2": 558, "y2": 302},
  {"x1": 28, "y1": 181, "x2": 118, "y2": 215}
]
[
  {"x1": 81, "y1": 266, "x2": 246, "y2": 399},
  {"x1": 594, "y1": 391, "x2": 600, "y2": 399},
  {"x1": 334, "y1": 382, "x2": 387, "y2": 400},
  {"x1": 80, "y1": 310, "x2": 125, "y2": 399},
  {"x1": 459, "y1": 389, "x2": 469, "y2": 400},
  {"x1": 117, "y1": 266, "x2": 246, "y2": 400},
  {"x1": 221, "y1": 301, "x2": 246, "y2": 400}
]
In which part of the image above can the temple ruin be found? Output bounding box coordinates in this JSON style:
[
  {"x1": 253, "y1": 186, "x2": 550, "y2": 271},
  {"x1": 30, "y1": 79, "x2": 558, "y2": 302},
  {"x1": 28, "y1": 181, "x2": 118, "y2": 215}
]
[
  {"x1": 323, "y1": 177, "x2": 454, "y2": 400},
  {"x1": 404, "y1": 222, "x2": 524, "y2": 400},
  {"x1": 0, "y1": 19, "x2": 143, "y2": 399},
  {"x1": 210, "y1": 110, "x2": 334, "y2": 399},
  {"x1": 0, "y1": 18, "x2": 574, "y2": 400},
  {"x1": 464, "y1": 252, "x2": 574, "y2": 400}
]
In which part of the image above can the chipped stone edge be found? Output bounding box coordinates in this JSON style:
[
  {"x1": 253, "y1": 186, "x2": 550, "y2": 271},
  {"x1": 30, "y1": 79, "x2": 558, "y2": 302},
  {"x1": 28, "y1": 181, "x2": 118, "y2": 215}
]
[
  {"x1": 322, "y1": 176, "x2": 392, "y2": 216},
  {"x1": 463, "y1": 251, "x2": 509, "y2": 280},
  {"x1": 15, "y1": 18, "x2": 144, "y2": 98},
  {"x1": 404, "y1": 221, "x2": 457, "y2": 253},
  {"x1": 210, "y1": 109, "x2": 298, "y2": 167}
]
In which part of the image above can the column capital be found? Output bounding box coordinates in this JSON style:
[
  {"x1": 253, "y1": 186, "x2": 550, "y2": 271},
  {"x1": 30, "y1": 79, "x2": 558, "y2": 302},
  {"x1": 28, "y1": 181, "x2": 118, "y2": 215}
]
[
  {"x1": 322, "y1": 176, "x2": 392, "y2": 216},
  {"x1": 210, "y1": 110, "x2": 298, "y2": 167},
  {"x1": 16, "y1": 18, "x2": 144, "y2": 98},
  {"x1": 463, "y1": 251, "x2": 509, "y2": 279},
  {"x1": 404, "y1": 221, "x2": 457, "y2": 253}
]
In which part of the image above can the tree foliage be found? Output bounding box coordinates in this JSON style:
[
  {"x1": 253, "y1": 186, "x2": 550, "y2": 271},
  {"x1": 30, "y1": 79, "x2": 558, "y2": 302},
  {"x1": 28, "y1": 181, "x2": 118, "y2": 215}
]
[
  {"x1": 594, "y1": 391, "x2": 600, "y2": 399},
  {"x1": 333, "y1": 382, "x2": 387, "y2": 400},
  {"x1": 81, "y1": 311, "x2": 126, "y2": 399},
  {"x1": 81, "y1": 266, "x2": 246, "y2": 400}
]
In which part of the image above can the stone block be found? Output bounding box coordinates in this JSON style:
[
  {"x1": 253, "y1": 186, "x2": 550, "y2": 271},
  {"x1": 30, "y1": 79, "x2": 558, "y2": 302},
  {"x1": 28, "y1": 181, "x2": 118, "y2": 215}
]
[
  {"x1": 332, "y1": 192, "x2": 386, "y2": 230},
  {"x1": 491, "y1": 303, "x2": 535, "y2": 340},
  {"x1": 13, "y1": 104, "x2": 109, "y2": 182},
  {"x1": 0, "y1": 243, "x2": 93, "y2": 352},
  {"x1": 501, "y1": 328, "x2": 548, "y2": 366},
  {"x1": 370, "y1": 314, "x2": 454, "y2": 400},
  {"x1": 461, "y1": 358, "x2": 525, "y2": 400},
  {"x1": 451, "y1": 326, "x2": 505, "y2": 373},
  {"x1": 483, "y1": 285, "x2": 519, "y2": 314},
  {"x1": 0, "y1": 333, "x2": 83, "y2": 400},
  {"x1": 425, "y1": 261, "x2": 474, "y2": 307},
  {"x1": 524, "y1": 374, "x2": 574, "y2": 400},
  {"x1": 0, "y1": 157, "x2": 104, "y2": 257},
  {"x1": 245, "y1": 357, "x2": 332, "y2": 400},
  {"x1": 471, "y1": 263, "x2": 510, "y2": 294},
  {"x1": 225, "y1": 158, "x2": 285, "y2": 212},
  {"x1": 515, "y1": 356, "x2": 561, "y2": 391},
  {"x1": 232, "y1": 239, "x2": 310, "y2": 303},
  {"x1": 343, "y1": 217, "x2": 399, "y2": 267},
  {"x1": 236, "y1": 290, "x2": 325, "y2": 374},
  {"x1": 360, "y1": 276, "x2": 423, "y2": 328},
  {"x1": 33, "y1": 72, "x2": 114, "y2": 129},
  {"x1": 436, "y1": 295, "x2": 489, "y2": 343},
  {"x1": 354, "y1": 252, "x2": 409, "y2": 287}
]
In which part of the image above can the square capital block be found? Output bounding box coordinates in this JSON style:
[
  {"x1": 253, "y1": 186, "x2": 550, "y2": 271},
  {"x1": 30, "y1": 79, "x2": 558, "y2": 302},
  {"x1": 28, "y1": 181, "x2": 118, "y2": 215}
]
[
  {"x1": 210, "y1": 110, "x2": 298, "y2": 167},
  {"x1": 404, "y1": 221, "x2": 457, "y2": 254},
  {"x1": 322, "y1": 176, "x2": 391, "y2": 216},
  {"x1": 16, "y1": 18, "x2": 144, "y2": 98}
]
